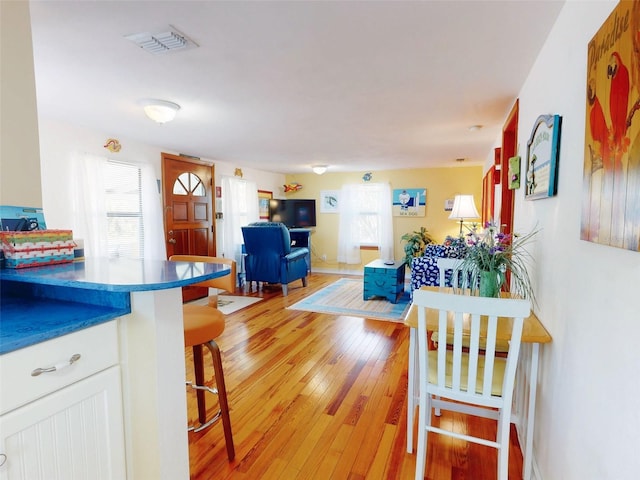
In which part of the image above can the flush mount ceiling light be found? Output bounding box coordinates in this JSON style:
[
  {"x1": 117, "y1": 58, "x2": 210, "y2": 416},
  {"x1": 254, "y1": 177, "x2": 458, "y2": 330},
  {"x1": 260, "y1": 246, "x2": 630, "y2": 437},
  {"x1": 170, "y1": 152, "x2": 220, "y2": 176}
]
[
  {"x1": 468, "y1": 124, "x2": 483, "y2": 131},
  {"x1": 140, "y1": 99, "x2": 180, "y2": 123},
  {"x1": 312, "y1": 165, "x2": 328, "y2": 175}
]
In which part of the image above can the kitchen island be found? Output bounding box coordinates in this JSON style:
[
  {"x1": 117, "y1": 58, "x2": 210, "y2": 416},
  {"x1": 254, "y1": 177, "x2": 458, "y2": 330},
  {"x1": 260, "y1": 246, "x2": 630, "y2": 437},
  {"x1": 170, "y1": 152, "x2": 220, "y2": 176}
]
[{"x1": 0, "y1": 258, "x2": 230, "y2": 479}]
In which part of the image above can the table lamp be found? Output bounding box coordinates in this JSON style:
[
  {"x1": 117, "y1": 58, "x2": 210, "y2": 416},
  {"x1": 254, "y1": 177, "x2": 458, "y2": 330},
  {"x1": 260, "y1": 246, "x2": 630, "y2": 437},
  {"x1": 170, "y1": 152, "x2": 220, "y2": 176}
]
[{"x1": 448, "y1": 194, "x2": 480, "y2": 235}]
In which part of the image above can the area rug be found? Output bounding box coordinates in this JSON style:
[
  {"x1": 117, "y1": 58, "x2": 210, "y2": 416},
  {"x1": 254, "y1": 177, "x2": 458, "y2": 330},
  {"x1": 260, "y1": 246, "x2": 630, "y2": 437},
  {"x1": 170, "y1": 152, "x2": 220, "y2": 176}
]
[
  {"x1": 287, "y1": 278, "x2": 411, "y2": 322},
  {"x1": 189, "y1": 295, "x2": 263, "y2": 315}
]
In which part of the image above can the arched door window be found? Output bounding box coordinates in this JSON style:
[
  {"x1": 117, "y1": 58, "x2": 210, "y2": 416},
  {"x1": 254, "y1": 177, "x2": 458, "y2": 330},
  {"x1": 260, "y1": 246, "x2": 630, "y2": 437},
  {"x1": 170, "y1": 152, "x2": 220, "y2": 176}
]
[{"x1": 173, "y1": 172, "x2": 205, "y2": 196}]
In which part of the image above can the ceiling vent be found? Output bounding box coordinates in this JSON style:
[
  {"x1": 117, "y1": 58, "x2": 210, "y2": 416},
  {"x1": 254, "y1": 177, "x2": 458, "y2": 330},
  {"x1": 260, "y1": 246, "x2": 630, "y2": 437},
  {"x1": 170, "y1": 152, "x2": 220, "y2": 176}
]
[{"x1": 125, "y1": 26, "x2": 198, "y2": 55}]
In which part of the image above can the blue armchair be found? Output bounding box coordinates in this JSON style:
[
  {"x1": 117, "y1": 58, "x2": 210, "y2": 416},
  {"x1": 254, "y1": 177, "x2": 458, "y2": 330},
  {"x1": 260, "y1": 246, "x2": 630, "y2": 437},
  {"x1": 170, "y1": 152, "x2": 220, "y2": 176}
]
[{"x1": 241, "y1": 222, "x2": 309, "y2": 295}]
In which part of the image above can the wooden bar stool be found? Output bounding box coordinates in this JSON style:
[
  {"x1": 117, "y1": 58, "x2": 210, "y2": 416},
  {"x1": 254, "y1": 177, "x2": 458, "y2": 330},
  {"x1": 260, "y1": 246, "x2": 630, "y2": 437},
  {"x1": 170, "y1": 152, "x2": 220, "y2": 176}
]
[{"x1": 170, "y1": 255, "x2": 236, "y2": 461}]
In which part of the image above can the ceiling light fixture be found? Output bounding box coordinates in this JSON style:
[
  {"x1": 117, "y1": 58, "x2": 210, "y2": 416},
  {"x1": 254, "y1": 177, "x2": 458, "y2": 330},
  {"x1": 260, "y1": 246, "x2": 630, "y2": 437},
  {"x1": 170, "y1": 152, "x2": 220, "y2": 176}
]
[
  {"x1": 312, "y1": 165, "x2": 328, "y2": 175},
  {"x1": 468, "y1": 125, "x2": 483, "y2": 132},
  {"x1": 140, "y1": 99, "x2": 180, "y2": 123}
]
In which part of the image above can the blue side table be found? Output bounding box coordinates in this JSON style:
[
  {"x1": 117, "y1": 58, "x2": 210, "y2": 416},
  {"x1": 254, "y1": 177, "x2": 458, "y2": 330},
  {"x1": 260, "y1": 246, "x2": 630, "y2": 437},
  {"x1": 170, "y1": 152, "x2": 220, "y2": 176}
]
[{"x1": 363, "y1": 260, "x2": 406, "y2": 304}]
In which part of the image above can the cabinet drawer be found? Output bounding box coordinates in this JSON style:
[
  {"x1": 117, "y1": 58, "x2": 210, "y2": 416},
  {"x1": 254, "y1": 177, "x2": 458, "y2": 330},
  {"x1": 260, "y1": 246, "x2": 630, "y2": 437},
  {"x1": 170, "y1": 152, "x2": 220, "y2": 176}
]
[{"x1": 0, "y1": 321, "x2": 118, "y2": 415}]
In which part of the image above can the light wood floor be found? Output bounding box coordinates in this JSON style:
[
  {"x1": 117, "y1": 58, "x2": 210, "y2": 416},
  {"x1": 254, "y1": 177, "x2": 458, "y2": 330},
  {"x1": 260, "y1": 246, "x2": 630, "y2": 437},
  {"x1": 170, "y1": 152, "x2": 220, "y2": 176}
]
[{"x1": 185, "y1": 273, "x2": 523, "y2": 480}]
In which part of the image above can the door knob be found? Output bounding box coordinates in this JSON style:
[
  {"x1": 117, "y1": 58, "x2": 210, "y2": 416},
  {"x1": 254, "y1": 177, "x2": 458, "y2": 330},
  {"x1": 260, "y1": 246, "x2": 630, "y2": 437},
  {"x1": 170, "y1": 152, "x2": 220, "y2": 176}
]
[{"x1": 168, "y1": 238, "x2": 177, "y2": 244}]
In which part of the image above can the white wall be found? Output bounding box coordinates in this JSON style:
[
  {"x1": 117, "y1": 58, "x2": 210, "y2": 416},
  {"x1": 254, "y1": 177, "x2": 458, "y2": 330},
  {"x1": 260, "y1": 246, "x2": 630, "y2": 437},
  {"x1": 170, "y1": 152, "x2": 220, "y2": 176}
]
[
  {"x1": 502, "y1": 2, "x2": 640, "y2": 478},
  {"x1": 0, "y1": 1, "x2": 42, "y2": 207},
  {"x1": 38, "y1": 118, "x2": 285, "y2": 248}
]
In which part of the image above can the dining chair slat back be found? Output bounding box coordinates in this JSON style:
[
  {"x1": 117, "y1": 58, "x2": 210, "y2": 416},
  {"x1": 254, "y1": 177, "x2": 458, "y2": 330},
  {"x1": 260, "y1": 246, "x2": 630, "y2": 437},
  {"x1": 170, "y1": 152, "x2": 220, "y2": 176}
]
[{"x1": 436, "y1": 257, "x2": 466, "y2": 288}]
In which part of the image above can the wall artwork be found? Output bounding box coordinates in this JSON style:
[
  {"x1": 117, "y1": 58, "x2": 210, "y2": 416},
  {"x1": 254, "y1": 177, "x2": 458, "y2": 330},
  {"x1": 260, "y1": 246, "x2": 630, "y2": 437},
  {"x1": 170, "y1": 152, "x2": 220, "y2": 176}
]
[
  {"x1": 582, "y1": 0, "x2": 640, "y2": 251},
  {"x1": 393, "y1": 188, "x2": 426, "y2": 217},
  {"x1": 320, "y1": 190, "x2": 339, "y2": 213},
  {"x1": 525, "y1": 115, "x2": 562, "y2": 200},
  {"x1": 508, "y1": 156, "x2": 521, "y2": 190},
  {"x1": 258, "y1": 190, "x2": 272, "y2": 220}
]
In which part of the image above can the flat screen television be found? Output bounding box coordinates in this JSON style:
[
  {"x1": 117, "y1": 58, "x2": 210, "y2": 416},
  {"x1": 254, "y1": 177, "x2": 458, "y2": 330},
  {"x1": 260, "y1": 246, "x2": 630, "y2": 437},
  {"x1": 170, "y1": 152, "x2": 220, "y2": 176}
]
[{"x1": 269, "y1": 199, "x2": 316, "y2": 228}]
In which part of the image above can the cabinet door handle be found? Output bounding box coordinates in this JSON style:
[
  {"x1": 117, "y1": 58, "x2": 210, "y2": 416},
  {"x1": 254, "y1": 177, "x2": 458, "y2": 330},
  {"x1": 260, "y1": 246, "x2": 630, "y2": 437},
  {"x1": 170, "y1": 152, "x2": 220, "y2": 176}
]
[{"x1": 31, "y1": 353, "x2": 81, "y2": 377}]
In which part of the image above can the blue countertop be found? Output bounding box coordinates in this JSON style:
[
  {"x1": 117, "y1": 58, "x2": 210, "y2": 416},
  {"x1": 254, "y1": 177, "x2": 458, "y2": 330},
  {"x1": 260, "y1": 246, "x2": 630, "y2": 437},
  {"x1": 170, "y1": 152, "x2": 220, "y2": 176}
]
[
  {"x1": 0, "y1": 257, "x2": 230, "y2": 291},
  {"x1": 1, "y1": 258, "x2": 230, "y2": 354}
]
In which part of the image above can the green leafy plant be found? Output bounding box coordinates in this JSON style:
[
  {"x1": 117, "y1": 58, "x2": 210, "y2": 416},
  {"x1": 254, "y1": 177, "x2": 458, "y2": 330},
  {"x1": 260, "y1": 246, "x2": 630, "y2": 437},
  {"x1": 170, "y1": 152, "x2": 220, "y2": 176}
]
[{"x1": 401, "y1": 227, "x2": 435, "y2": 268}]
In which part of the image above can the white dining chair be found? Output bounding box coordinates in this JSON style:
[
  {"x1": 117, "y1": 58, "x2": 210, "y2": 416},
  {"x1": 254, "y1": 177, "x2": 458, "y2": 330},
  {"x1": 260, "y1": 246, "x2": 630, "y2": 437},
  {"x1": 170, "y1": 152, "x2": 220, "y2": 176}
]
[
  {"x1": 412, "y1": 288, "x2": 530, "y2": 480},
  {"x1": 407, "y1": 257, "x2": 466, "y2": 453}
]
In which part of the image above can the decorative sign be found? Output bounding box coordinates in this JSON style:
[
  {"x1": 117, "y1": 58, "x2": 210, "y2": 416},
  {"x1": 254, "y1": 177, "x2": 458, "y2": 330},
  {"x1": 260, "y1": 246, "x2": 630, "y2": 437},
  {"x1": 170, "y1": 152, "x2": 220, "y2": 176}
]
[
  {"x1": 393, "y1": 188, "x2": 426, "y2": 217},
  {"x1": 581, "y1": 1, "x2": 640, "y2": 251},
  {"x1": 525, "y1": 114, "x2": 562, "y2": 200}
]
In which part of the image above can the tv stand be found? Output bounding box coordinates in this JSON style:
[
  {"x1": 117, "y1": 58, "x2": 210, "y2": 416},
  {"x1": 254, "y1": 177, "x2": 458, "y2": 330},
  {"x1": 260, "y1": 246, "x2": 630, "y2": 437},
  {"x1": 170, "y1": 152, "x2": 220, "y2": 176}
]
[{"x1": 289, "y1": 228, "x2": 311, "y2": 273}]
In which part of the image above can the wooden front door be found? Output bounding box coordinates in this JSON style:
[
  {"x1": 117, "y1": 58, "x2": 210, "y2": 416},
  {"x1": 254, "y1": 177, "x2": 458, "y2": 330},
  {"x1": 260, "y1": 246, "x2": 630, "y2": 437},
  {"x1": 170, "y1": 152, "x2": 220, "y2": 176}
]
[{"x1": 162, "y1": 152, "x2": 216, "y2": 302}]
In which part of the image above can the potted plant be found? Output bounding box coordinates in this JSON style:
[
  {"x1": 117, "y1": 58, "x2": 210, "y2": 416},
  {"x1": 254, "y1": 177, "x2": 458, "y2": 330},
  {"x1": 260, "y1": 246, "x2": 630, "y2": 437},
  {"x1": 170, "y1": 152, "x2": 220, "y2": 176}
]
[
  {"x1": 401, "y1": 227, "x2": 435, "y2": 269},
  {"x1": 458, "y1": 221, "x2": 538, "y2": 301}
]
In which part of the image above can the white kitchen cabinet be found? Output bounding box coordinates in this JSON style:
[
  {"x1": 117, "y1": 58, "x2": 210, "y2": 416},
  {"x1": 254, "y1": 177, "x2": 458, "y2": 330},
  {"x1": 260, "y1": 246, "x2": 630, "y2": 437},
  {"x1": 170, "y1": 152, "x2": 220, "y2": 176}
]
[{"x1": 0, "y1": 322, "x2": 126, "y2": 480}]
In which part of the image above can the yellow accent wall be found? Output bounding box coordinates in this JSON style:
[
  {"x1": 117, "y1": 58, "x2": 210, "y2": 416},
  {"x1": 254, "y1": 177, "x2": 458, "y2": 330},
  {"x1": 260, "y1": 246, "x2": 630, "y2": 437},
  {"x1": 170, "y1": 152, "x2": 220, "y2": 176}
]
[{"x1": 284, "y1": 166, "x2": 482, "y2": 273}]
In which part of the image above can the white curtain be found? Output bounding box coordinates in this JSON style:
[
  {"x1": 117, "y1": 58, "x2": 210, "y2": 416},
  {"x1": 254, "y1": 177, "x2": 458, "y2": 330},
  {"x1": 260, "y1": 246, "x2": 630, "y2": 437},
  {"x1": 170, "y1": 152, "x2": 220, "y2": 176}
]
[
  {"x1": 220, "y1": 176, "x2": 259, "y2": 264},
  {"x1": 70, "y1": 153, "x2": 166, "y2": 260},
  {"x1": 337, "y1": 182, "x2": 394, "y2": 264},
  {"x1": 71, "y1": 153, "x2": 109, "y2": 258},
  {"x1": 337, "y1": 184, "x2": 362, "y2": 264},
  {"x1": 377, "y1": 182, "x2": 394, "y2": 263},
  {"x1": 139, "y1": 163, "x2": 166, "y2": 260}
]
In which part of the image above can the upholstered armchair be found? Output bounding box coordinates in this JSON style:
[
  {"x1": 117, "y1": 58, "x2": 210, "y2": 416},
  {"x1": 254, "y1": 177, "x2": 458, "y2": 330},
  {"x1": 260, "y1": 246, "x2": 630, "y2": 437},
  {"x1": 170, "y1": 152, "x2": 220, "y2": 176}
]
[{"x1": 241, "y1": 222, "x2": 309, "y2": 295}]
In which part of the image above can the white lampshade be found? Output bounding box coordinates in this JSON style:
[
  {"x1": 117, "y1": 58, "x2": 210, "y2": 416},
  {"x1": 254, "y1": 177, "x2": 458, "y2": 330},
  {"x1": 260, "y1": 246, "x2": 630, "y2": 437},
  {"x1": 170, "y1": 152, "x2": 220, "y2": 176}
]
[
  {"x1": 140, "y1": 99, "x2": 180, "y2": 123},
  {"x1": 312, "y1": 165, "x2": 328, "y2": 175},
  {"x1": 448, "y1": 194, "x2": 480, "y2": 234}
]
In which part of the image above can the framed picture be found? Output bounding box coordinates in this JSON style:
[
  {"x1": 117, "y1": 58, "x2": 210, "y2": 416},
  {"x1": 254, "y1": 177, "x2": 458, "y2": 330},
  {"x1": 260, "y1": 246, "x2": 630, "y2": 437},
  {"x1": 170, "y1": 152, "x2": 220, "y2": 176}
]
[
  {"x1": 508, "y1": 156, "x2": 521, "y2": 190},
  {"x1": 258, "y1": 190, "x2": 272, "y2": 219},
  {"x1": 393, "y1": 188, "x2": 426, "y2": 217},
  {"x1": 444, "y1": 198, "x2": 454, "y2": 211},
  {"x1": 525, "y1": 114, "x2": 562, "y2": 200},
  {"x1": 320, "y1": 190, "x2": 339, "y2": 213}
]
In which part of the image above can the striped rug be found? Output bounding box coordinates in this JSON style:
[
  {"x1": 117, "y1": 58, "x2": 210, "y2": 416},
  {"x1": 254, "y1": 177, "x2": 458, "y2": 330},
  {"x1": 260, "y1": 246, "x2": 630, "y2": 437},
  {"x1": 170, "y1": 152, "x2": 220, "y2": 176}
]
[{"x1": 287, "y1": 277, "x2": 411, "y2": 322}]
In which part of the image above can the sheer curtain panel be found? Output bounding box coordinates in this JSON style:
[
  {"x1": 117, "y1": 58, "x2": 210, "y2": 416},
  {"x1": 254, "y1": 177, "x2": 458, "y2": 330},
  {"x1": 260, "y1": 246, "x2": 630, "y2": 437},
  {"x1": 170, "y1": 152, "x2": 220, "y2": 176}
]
[
  {"x1": 220, "y1": 176, "x2": 259, "y2": 264},
  {"x1": 337, "y1": 182, "x2": 394, "y2": 264}
]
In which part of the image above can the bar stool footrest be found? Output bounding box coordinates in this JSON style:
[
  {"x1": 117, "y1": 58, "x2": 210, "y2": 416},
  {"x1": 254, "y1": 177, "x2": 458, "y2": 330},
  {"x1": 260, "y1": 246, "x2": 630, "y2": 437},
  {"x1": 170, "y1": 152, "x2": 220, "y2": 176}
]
[{"x1": 186, "y1": 381, "x2": 222, "y2": 433}]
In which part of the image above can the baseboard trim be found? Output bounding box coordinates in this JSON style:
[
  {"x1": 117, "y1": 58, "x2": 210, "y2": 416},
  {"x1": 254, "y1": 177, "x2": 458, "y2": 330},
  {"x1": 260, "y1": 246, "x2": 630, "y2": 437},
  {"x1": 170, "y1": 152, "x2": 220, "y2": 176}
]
[
  {"x1": 310, "y1": 266, "x2": 411, "y2": 281},
  {"x1": 310, "y1": 267, "x2": 362, "y2": 276},
  {"x1": 532, "y1": 454, "x2": 543, "y2": 480}
]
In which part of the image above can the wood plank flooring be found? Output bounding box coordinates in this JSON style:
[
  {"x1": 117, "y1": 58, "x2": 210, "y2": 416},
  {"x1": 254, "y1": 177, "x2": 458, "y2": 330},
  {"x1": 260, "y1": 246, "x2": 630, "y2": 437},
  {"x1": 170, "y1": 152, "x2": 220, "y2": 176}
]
[{"x1": 185, "y1": 273, "x2": 523, "y2": 480}]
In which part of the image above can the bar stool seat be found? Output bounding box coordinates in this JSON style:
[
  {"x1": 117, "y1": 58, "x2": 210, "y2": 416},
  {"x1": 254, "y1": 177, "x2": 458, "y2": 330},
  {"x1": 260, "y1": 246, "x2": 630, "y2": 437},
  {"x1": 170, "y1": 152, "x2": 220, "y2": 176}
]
[{"x1": 171, "y1": 255, "x2": 236, "y2": 462}]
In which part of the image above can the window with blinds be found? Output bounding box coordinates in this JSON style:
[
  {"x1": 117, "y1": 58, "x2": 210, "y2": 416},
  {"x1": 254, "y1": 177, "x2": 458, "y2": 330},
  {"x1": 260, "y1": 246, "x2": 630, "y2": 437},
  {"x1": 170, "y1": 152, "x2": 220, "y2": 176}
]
[{"x1": 105, "y1": 161, "x2": 144, "y2": 259}]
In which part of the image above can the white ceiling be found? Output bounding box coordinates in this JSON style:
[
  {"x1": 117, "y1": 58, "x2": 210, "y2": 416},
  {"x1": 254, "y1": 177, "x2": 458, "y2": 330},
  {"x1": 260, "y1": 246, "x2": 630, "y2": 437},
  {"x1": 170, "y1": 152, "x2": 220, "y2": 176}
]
[{"x1": 29, "y1": 0, "x2": 565, "y2": 174}]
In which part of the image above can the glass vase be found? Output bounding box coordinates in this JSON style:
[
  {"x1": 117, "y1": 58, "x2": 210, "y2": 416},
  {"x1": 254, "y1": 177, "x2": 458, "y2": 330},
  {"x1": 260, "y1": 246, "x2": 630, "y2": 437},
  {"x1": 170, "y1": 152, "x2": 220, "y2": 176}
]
[{"x1": 479, "y1": 269, "x2": 503, "y2": 298}]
